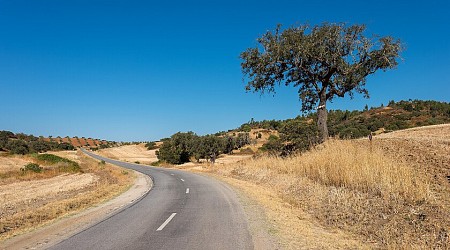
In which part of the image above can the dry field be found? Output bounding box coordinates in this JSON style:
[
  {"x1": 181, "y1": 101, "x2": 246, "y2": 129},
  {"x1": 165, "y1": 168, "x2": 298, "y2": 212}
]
[
  {"x1": 197, "y1": 124, "x2": 449, "y2": 249},
  {"x1": 0, "y1": 150, "x2": 134, "y2": 241},
  {"x1": 97, "y1": 144, "x2": 158, "y2": 165},
  {"x1": 0, "y1": 155, "x2": 31, "y2": 173}
]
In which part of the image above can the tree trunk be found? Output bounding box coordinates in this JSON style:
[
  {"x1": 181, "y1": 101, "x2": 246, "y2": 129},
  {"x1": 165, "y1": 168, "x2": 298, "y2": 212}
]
[{"x1": 317, "y1": 95, "x2": 329, "y2": 143}]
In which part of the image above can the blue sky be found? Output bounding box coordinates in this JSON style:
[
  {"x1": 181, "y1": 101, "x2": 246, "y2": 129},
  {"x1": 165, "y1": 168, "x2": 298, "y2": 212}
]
[{"x1": 1, "y1": 0, "x2": 449, "y2": 141}]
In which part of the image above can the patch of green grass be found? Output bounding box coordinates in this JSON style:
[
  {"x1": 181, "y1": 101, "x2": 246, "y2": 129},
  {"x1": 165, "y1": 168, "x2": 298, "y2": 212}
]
[
  {"x1": 32, "y1": 153, "x2": 81, "y2": 173},
  {"x1": 21, "y1": 163, "x2": 43, "y2": 173}
]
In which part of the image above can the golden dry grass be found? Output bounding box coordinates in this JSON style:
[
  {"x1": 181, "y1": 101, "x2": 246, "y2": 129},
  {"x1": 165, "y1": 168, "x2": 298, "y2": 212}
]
[
  {"x1": 97, "y1": 144, "x2": 158, "y2": 164},
  {"x1": 208, "y1": 126, "x2": 449, "y2": 249},
  {"x1": 244, "y1": 140, "x2": 429, "y2": 202},
  {"x1": 0, "y1": 150, "x2": 134, "y2": 241},
  {"x1": 0, "y1": 155, "x2": 34, "y2": 173}
]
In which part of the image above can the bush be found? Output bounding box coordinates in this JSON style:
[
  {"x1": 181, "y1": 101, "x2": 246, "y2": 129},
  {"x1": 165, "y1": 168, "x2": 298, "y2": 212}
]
[
  {"x1": 29, "y1": 141, "x2": 51, "y2": 153},
  {"x1": 21, "y1": 163, "x2": 43, "y2": 173},
  {"x1": 260, "y1": 135, "x2": 281, "y2": 152},
  {"x1": 6, "y1": 140, "x2": 29, "y2": 155},
  {"x1": 57, "y1": 142, "x2": 75, "y2": 150},
  {"x1": 145, "y1": 142, "x2": 158, "y2": 150},
  {"x1": 34, "y1": 153, "x2": 81, "y2": 172}
]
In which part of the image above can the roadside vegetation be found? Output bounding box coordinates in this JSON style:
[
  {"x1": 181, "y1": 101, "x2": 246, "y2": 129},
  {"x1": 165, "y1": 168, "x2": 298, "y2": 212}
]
[
  {"x1": 156, "y1": 100, "x2": 450, "y2": 163},
  {"x1": 237, "y1": 100, "x2": 450, "y2": 155},
  {"x1": 156, "y1": 131, "x2": 250, "y2": 164},
  {"x1": 0, "y1": 151, "x2": 134, "y2": 241},
  {"x1": 153, "y1": 99, "x2": 449, "y2": 248},
  {"x1": 208, "y1": 126, "x2": 449, "y2": 248}
]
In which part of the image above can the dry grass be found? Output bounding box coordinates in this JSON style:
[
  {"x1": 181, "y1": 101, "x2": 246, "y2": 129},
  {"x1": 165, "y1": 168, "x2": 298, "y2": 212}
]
[
  {"x1": 0, "y1": 150, "x2": 134, "y2": 241},
  {"x1": 245, "y1": 140, "x2": 430, "y2": 202},
  {"x1": 0, "y1": 154, "x2": 34, "y2": 173},
  {"x1": 208, "y1": 127, "x2": 449, "y2": 249},
  {"x1": 97, "y1": 144, "x2": 158, "y2": 165},
  {"x1": 212, "y1": 174, "x2": 368, "y2": 249}
]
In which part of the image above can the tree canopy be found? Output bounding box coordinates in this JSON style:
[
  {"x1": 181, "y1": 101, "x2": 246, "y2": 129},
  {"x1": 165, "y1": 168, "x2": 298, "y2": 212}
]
[{"x1": 240, "y1": 23, "x2": 402, "y2": 141}]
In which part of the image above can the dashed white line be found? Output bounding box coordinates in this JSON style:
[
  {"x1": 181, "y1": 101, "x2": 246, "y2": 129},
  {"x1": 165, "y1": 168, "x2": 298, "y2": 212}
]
[
  {"x1": 180, "y1": 178, "x2": 185, "y2": 182},
  {"x1": 186, "y1": 188, "x2": 189, "y2": 194},
  {"x1": 170, "y1": 173, "x2": 174, "y2": 176},
  {"x1": 157, "y1": 213, "x2": 177, "y2": 231}
]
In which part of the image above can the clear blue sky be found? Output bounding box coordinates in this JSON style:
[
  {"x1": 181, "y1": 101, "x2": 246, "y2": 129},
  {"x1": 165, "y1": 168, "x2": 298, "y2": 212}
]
[{"x1": 1, "y1": 0, "x2": 449, "y2": 141}]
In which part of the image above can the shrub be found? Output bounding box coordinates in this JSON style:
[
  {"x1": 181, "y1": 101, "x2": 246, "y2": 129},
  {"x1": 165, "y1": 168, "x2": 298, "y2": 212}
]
[
  {"x1": 260, "y1": 135, "x2": 283, "y2": 153},
  {"x1": 6, "y1": 140, "x2": 29, "y2": 155},
  {"x1": 57, "y1": 142, "x2": 75, "y2": 150},
  {"x1": 145, "y1": 142, "x2": 158, "y2": 150},
  {"x1": 34, "y1": 154, "x2": 81, "y2": 172},
  {"x1": 21, "y1": 163, "x2": 43, "y2": 173},
  {"x1": 29, "y1": 141, "x2": 51, "y2": 153}
]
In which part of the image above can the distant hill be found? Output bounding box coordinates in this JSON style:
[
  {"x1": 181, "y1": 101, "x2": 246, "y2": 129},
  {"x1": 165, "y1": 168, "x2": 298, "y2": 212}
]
[
  {"x1": 41, "y1": 136, "x2": 112, "y2": 148},
  {"x1": 233, "y1": 99, "x2": 450, "y2": 153},
  {"x1": 0, "y1": 131, "x2": 116, "y2": 155}
]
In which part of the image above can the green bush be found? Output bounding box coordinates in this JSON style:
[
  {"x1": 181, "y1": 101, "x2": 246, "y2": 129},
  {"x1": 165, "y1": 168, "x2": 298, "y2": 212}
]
[
  {"x1": 260, "y1": 135, "x2": 283, "y2": 153},
  {"x1": 29, "y1": 141, "x2": 51, "y2": 153},
  {"x1": 34, "y1": 153, "x2": 81, "y2": 172},
  {"x1": 21, "y1": 163, "x2": 43, "y2": 173},
  {"x1": 145, "y1": 142, "x2": 158, "y2": 150},
  {"x1": 6, "y1": 140, "x2": 29, "y2": 155},
  {"x1": 57, "y1": 142, "x2": 75, "y2": 150}
]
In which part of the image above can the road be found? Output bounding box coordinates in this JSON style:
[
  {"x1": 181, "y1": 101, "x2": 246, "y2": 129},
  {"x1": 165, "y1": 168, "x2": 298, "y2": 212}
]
[{"x1": 49, "y1": 149, "x2": 253, "y2": 250}]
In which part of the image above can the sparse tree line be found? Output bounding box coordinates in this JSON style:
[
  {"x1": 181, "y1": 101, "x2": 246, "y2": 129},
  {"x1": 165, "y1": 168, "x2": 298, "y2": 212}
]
[
  {"x1": 0, "y1": 131, "x2": 118, "y2": 155},
  {"x1": 0, "y1": 131, "x2": 75, "y2": 155},
  {"x1": 154, "y1": 100, "x2": 449, "y2": 162},
  {"x1": 240, "y1": 100, "x2": 450, "y2": 155},
  {"x1": 156, "y1": 131, "x2": 250, "y2": 164}
]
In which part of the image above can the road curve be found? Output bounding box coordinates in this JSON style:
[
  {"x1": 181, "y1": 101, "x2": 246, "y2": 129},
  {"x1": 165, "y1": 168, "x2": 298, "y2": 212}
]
[{"x1": 49, "y1": 149, "x2": 253, "y2": 250}]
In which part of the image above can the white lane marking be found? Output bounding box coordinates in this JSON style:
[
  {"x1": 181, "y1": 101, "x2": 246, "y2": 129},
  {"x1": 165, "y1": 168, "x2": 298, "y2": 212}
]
[
  {"x1": 186, "y1": 188, "x2": 189, "y2": 194},
  {"x1": 170, "y1": 173, "x2": 174, "y2": 176},
  {"x1": 157, "y1": 213, "x2": 177, "y2": 231},
  {"x1": 180, "y1": 178, "x2": 185, "y2": 182}
]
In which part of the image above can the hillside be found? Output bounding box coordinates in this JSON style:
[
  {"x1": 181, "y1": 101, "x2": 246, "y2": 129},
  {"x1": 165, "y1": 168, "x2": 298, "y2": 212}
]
[
  {"x1": 201, "y1": 124, "x2": 450, "y2": 249},
  {"x1": 232, "y1": 99, "x2": 450, "y2": 153},
  {"x1": 0, "y1": 131, "x2": 116, "y2": 155},
  {"x1": 96, "y1": 144, "x2": 158, "y2": 165},
  {"x1": 94, "y1": 123, "x2": 449, "y2": 248}
]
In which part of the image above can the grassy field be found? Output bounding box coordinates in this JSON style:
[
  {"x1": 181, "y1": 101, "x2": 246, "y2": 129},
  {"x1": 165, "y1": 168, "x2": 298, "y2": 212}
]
[
  {"x1": 0, "y1": 150, "x2": 134, "y2": 241},
  {"x1": 204, "y1": 124, "x2": 449, "y2": 249}
]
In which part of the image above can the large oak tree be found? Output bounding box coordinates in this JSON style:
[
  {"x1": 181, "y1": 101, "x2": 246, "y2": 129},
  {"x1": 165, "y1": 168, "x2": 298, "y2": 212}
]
[{"x1": 240, "y1": 23, "x2": 402, "y2": 142}]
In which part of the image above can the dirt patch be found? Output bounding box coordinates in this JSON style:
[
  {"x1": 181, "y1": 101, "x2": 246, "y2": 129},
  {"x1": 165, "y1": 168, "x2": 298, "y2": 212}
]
[
  {"x1": 0, "y1": 173, "x2": 97, "y2": 217},
  {"x1": 0, "y1": 150, "x2": 135, "y2": 242},
  {"x1": 1, "y1": 169, "x2": 152, "y2": 249},
  {"x1": 97, "y1": 144, "x2": 158, "y2": 165}
]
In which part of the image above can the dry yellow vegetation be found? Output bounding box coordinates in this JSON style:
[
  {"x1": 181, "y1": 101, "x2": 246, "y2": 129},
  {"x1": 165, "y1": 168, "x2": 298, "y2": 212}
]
[
  {"x1": 205, "y1": 124, "x2": 449, "y2": 249},
  {"x1": 96, "y1": 144, "x2": 158, "y2": 164},
  {"x1": 0, "y1": 150, "x2": 134, "y2": 241}
]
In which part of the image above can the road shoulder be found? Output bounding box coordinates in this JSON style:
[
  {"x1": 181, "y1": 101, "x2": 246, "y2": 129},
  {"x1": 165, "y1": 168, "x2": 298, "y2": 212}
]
[{"x1": 194, "y1": 171, "x2": 282, "y2": 249}]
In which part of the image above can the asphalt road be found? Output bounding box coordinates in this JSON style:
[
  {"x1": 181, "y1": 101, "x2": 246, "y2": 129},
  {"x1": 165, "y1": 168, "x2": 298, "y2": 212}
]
[{"x1": 49, "y1": 149, "x2": 253, "y2": 250}]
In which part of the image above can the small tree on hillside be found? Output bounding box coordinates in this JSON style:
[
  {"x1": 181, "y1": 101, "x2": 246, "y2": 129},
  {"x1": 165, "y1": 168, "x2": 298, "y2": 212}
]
[{"x1": 241, "y1": 23, "x2": 402, "y2": 142}]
